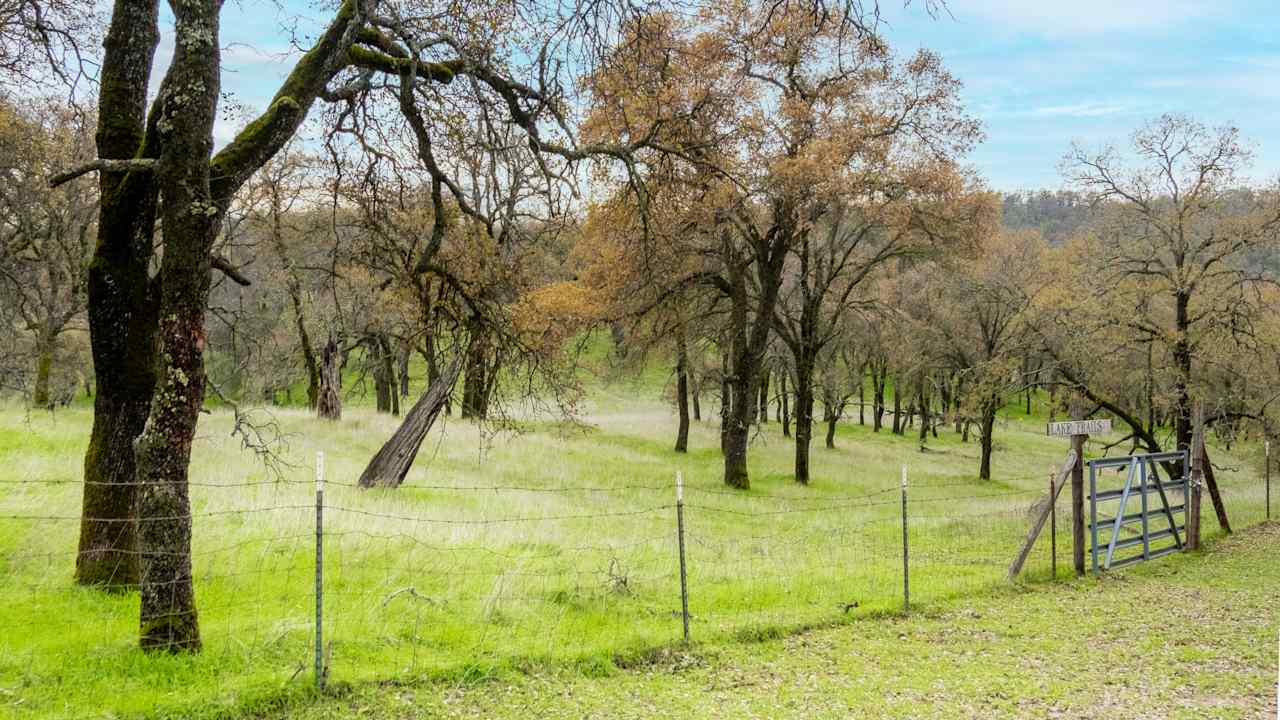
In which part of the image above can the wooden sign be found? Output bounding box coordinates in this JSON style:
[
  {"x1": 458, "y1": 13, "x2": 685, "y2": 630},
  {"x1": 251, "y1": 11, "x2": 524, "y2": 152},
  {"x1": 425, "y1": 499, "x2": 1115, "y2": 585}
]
[{"x1": 1046, "y1": 419, "x2": 1111, "y2": 437}]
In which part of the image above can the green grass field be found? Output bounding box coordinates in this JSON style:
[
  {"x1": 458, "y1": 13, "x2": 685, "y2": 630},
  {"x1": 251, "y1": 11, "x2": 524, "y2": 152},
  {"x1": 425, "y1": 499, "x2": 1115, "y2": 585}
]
[
  {"x1": 0, "y1": 374, "x2": 1272, "y2": 719},
  {"x1": 277, "y1": 520, "x2": 1280, "y2": 720}
]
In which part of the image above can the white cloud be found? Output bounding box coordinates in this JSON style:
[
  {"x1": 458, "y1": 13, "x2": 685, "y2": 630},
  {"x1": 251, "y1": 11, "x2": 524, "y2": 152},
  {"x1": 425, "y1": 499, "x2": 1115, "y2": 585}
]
[{"x1": 947, "y1": 0, "x2": 1217, "y2": 35}]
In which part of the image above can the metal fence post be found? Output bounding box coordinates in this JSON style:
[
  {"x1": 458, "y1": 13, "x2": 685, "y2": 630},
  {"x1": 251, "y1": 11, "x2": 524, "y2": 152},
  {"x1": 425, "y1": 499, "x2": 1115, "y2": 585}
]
[
  {"x1": 675, "y1": 471, "x2": 690, "y2": 643},
  {"x1": 315, "y1": 450, "x2": 325, "y2": 690},
  {"x1": 900, "y1": 464, "x2": 909, "y2": 613},
  {"x1": 1266, "y1": 438, "x2": 1271, "y2": 522}
]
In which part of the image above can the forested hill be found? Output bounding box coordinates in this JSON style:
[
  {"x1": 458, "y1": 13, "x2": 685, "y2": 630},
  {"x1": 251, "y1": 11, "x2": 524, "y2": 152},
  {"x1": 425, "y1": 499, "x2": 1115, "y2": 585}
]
[
  {"x1": 999, "y1": 190, "x2": 1094, "y2": 245},
  {"x1": 1002, "y1": 190, "x2": 1280, "y2": 278}
]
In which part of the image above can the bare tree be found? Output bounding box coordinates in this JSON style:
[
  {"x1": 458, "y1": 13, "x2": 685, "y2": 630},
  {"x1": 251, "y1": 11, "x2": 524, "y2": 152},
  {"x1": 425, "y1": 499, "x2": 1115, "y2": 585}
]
[
  {"x1": 0, "y1": 99, "x2": 96, "y2": 407},
  {"x1": 1062, "y1": 114, "x2": 1280, "y2": 463}
]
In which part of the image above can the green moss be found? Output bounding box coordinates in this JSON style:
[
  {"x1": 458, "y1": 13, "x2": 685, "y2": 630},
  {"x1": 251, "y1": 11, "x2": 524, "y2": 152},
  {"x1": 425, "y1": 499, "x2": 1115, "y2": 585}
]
[{"x1": 346, "y1": 46, "x2": 458, "y2": 82}]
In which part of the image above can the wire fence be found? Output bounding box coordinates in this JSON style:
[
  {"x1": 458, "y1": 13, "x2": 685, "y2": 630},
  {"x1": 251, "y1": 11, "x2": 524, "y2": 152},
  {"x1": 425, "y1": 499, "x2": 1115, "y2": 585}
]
[{"x1": 0, "y1": 446, "x2": 1272, "y2": 714}]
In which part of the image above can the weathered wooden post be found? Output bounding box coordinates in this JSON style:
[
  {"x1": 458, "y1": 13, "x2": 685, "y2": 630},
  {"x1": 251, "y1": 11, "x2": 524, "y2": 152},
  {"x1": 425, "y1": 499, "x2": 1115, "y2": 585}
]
[
  {"x1": 1047, "y1": 415, "x2": 1109, "y2": 576},
  {"x1": 1266, "y1": 437, "x2": 1272, "y2": 522}
]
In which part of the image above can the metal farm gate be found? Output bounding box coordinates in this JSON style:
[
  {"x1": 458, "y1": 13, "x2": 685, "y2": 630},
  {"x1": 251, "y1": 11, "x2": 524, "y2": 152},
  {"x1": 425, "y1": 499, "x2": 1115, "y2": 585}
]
[{"x1": 1088, "y1": 451, "x2": 1189, "y2": 572}]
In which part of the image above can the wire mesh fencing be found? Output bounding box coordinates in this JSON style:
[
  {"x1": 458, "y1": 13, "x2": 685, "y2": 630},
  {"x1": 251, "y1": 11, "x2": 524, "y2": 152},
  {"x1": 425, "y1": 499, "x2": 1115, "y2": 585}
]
[{"x1": 0, "y1": 444, "x2": 1272, "y2": 713}]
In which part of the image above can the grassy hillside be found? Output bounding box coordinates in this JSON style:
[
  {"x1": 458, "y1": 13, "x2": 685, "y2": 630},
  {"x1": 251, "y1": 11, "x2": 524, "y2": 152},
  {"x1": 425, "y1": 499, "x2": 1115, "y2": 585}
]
[{"x1": 0, "y1": 370, "x2": 1271, "y2": 718}]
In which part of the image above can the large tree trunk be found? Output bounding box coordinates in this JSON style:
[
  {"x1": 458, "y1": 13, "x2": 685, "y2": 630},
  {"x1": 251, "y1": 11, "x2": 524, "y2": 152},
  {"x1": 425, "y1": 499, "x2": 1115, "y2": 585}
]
[
  {"x1": 978, "y1": 398, "x2": 997, "y2": 481},
  {"x1": 76, "y1": 0, "x2": 163, "y2": 592},
  {"x1": 792, "y1": 355, "x2": 815, "y2": 484},
  {"x1": 132, "y1": 0, "x2": 230, "y2": 652},
  {"x1": 674, "y1": 334, "x2": 690, "y2": 453},
  {"x1": 317, "y1": 334, "x2": 342, "y2": 420},
  {"x1": 358, "y1": 355, "x2": 463, "y2": 488}
]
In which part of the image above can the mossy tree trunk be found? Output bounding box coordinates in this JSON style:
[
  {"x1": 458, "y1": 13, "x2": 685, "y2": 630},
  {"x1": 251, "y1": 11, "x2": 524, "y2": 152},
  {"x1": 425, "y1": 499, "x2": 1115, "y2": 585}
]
[
  {"x1": 130, "y1": 0, "x2": 227, "y2": 652},
  {"x1": 76, "y1": 0, "x2": 163, "y2": 593}
]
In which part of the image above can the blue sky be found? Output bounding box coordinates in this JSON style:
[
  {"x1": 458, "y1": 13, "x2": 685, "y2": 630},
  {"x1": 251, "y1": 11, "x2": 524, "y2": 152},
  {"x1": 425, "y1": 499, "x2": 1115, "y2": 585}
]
[{"x1": 205, "y1": 0, "x2": 1280, "y2": 191}]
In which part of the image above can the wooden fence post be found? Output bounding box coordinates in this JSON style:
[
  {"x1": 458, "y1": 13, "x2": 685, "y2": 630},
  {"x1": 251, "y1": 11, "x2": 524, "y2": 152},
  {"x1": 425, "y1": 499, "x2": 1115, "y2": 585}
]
[{"x1": 1071, "y1": 432, "x2": 1086, "y2": 576}]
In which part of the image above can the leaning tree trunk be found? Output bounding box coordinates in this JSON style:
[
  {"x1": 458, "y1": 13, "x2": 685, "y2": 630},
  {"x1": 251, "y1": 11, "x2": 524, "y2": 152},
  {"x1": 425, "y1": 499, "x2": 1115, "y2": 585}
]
[
  {"x1": 76, "y1": 0, "x2": 163, "y2": 592},
  {"x1": 674, "y1": 334, "x2": 690, "y2": 453},
  {"x1": 317, "y1": 334, "x2": 342, "y2": 420},
  {"x1": 359, "y1": 356, "x2": 463, "y2": 488},
  {"x1": 824, "y1": 404, "x2": 838, "y2": 449}
]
